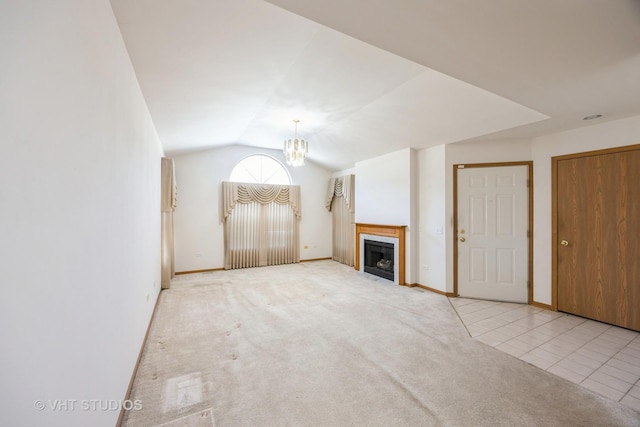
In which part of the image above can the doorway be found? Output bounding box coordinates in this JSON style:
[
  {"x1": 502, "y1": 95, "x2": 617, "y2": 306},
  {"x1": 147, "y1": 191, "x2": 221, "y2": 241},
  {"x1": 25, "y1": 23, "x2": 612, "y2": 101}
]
[
  {"x1": 454, "y1": 162, "x2": 533, "y2": 303},
  {"x1": 552, "y1": 145, "x2": 640, "y2": 331}
]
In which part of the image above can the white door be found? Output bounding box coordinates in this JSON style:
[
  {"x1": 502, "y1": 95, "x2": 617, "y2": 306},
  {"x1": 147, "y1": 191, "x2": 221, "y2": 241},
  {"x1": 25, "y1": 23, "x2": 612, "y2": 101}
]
[{"x1": 457, "y1": 165, "x2": 528, "y2": 303}]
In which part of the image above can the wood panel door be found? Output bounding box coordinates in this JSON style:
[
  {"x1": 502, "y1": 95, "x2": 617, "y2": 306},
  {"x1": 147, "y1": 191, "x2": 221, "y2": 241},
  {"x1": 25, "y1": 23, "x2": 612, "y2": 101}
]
[{"x1": 555, "y1": 147, "x2": 640, "y2": 331}]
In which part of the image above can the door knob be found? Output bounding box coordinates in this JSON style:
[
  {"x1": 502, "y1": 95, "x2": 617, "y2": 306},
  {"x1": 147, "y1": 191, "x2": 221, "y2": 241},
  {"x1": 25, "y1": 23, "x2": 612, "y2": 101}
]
[
  {"x1": 561, "y1": 240, "x2": 569, "y2": 246},
  {"x1": 459, "y1": 237, "x2": 466, "y2": 242}
]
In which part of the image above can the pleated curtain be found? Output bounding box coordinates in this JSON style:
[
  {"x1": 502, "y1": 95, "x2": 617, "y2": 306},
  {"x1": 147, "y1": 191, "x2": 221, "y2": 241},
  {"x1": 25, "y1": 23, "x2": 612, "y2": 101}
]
[
  {"x1": 326, "y1": 175, "x2": 355, "y2": 266},
  {"x1": 161, "y1": 157, "x2": 177, "y2": 289},
  {"x1": 222, "y1": 181, "x2": 301, "y2": 270}
]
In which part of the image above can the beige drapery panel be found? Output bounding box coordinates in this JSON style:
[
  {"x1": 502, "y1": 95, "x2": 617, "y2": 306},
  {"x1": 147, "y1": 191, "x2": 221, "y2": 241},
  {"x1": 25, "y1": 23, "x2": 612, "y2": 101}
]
[
  {"x1": 326, "y1": 175, "x2": 355, "y2": 266},
  {"x1": 222, "y1": 181, "x2": 301, "y2": 270},
  {"x1": 161, "y1": 158, "x2": 177, "y2": 289},
  {"x1": 326, "y1": 174, "x2": 354, "y2": 212}
]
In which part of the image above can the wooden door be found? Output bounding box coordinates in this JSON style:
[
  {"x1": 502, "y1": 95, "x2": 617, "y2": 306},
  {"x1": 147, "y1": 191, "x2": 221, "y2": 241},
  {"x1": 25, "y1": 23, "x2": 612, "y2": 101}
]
[
  {"x1": 555, "y1": 147, "x2": 640, "y2": 331},
  {"x1": 456, "y1": 165, "x2": 529, "y2": 303}
]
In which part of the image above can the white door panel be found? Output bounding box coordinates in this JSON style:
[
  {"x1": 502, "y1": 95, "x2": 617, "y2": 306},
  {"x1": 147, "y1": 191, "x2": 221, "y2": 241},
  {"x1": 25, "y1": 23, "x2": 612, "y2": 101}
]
[
  {"x1": 469, "y1": 247, "x2": 487, "y2": 282},
  {"x1": 496, "y1": 248, "x2": 515, "y2": 284},
  {"x1": 469, "y1": 195, "x2": 487, "y2": 236},
  {"x1": 497, "y1": 195, "x2": 515, "y2": 236},
  {"x1": 457, "y1": 165, "x2": 528, "y2": 303}
]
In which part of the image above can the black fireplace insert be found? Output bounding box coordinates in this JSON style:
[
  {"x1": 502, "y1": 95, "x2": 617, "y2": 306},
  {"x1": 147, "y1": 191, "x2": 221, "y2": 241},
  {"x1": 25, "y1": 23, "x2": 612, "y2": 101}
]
[{"x1": 363, "y1": 239, "x2": 394, "y2": 281}]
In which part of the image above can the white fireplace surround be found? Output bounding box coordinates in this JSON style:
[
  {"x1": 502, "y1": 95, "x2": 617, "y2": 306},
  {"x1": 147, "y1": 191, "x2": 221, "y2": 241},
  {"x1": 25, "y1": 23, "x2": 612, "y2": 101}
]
[{"x1": 359, "y1": 233, "x2": 400, "y2": 285}]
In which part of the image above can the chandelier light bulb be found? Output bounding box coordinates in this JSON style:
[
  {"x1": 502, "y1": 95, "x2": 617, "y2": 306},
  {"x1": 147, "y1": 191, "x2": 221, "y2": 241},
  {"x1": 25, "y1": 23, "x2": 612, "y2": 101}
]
[{"x1": 283, "y1": 119, "x2": 308, "y2": 167}]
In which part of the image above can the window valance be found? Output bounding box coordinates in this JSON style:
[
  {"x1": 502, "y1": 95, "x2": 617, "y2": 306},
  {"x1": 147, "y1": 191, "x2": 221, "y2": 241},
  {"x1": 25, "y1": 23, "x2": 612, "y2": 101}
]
[
  {"x1": 222, "y1": 181, "x2": 301, "y2": 222},
  {"x1": 326, "y1": 175, "x2": 355, "y2": 212}
]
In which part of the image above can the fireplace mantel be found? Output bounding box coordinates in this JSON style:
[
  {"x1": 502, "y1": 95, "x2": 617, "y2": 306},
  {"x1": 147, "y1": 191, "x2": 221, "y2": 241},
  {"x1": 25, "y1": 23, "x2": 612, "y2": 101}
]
[{"x1": 355, "y1": 223, "x2": 406, "y2": 285}]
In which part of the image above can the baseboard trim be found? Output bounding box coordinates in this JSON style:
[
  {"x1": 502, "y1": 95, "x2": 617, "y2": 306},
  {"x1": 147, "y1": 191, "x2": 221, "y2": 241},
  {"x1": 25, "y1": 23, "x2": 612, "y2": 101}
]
[
  {"x1": 531, "y1": 301, "x2": 554, "y2": 311},
  {"x1": 411, "y1": 283, "x2": 457, "y2": 297},
  {"x1": 176, "y1": 260, "x2": 333, "y2": 273},
  {"x1": 405, "y1": 285, "x2": 555, "y2": 310},
  {"x1": 116, "y1": 291, "x2": 162, "y2": 427},
  {"x1": 175, "y1": 267, "x2": 224, "y2": 275}
]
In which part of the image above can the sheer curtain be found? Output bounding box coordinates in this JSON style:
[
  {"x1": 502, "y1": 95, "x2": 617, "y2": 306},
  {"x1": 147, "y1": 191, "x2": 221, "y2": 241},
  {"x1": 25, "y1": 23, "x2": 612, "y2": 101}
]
[
  {"x1": 222, "y1": 181, "x2": 301, "y2": 270},
  {"x1": 161, "y1": 157, "x2": 177, "y2": 289},
  {"x1": 326, "y1": 175, "x2": 355, "y2": 266}
]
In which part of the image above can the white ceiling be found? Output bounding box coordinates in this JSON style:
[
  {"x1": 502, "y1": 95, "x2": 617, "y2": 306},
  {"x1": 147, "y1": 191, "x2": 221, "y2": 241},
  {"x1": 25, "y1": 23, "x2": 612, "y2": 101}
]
[{"x1": 110, "y1": 0, "x2": 640, "y2": 171}]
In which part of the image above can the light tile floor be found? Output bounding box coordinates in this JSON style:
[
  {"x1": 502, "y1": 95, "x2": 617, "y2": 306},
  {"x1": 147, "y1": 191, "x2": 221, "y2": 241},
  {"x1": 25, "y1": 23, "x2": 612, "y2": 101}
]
[{"x1": 449, "y1": 297, "x2": 640, "y2": 414}]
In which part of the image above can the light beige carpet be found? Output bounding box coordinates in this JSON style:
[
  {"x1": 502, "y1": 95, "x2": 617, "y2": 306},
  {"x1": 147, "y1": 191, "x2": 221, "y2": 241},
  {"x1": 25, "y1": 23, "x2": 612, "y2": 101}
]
[{"x1": 122, "y1": 260, "x2": 640, "y2": 426}]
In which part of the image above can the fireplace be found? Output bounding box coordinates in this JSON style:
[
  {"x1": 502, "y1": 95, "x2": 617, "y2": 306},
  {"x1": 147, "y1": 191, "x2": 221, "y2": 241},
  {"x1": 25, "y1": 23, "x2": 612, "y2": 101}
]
[
  {"x1": 364, "y1": 240, "x2": 394, "y2": 281},
  {"x1": 355, "y1": 223, "x2": 406, "y2": 285}
]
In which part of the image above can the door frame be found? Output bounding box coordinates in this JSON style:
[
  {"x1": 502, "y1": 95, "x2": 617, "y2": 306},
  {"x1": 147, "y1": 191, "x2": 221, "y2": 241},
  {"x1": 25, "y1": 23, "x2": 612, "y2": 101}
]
[
  {"x1": 551, "y1": 144, "x2": 640, "y2": 312},
  {"x1": 453, "y1": 161, "x2": 534, "y2": 304}
]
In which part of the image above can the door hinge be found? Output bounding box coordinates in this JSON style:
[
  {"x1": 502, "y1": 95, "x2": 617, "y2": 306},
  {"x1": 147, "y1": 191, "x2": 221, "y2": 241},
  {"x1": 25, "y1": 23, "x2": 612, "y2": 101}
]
[
  {"x1": 527, "y1": 179, "x2": 530, "y2": 188},
  {"x1": 527, "y1": 280, "x2": 530, "y2": 289},
  {"x1": 527, "y1": 230, "x2": 530, "y2": 238}
]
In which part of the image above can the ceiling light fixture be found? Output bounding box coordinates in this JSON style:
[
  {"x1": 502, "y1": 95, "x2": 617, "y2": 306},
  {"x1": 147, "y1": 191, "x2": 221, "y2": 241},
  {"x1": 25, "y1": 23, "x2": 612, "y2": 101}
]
[{"x1": 283, "y1": 119, "x2": 308, "y2": 167}]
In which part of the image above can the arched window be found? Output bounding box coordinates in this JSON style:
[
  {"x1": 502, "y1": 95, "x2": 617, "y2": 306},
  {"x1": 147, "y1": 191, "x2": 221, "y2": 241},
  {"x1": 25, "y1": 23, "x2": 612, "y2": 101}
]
[{"x1": 229, "y1": 155, "x2": 291, "y2": 185}]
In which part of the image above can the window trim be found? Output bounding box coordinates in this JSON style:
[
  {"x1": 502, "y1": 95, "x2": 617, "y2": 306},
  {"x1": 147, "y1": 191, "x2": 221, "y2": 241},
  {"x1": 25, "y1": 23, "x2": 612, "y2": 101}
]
[{"x1": 229, "y1": 154, "x2": 291, "y2": 185}]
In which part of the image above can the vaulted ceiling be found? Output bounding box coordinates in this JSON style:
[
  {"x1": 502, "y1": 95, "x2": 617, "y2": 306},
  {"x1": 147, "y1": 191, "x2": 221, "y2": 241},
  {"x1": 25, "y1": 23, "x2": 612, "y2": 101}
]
[{"x1": 110, "y1": 0, "x2": 640, "y2": 171}]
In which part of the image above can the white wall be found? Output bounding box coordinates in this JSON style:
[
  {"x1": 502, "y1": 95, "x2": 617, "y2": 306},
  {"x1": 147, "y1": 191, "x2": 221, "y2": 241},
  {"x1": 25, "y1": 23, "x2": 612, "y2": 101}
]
[
  {"x1": 408, "y1": 149, "x2": 419, "y2": 283},
  {"x1": 416, "y1": 145, "x2": 447, "y2": 291},
  {"x1": 355, "y1": 148, "x2": 412, "y2": 225},
  {"x1": 172, "y1": 146, "x2": 333, "y2": 272},
  {"x1": 340, "y1": 127, "x2": 640, "y2": 302},
  {"x1": 0, "y1": 2, "x2": 163, "y2": 427},
  {"x1": 423, "y1": 123, "x2": 639, "y2": 304},
  {"x1": 531, "y1": 115, "x2": 640, "y2": 305},
  {"x1": 354, "y1": 148, "x2": 417, "y2": 283},
  {"x1": 332, "y1": 167, "x2": 356, "y2": 178}
]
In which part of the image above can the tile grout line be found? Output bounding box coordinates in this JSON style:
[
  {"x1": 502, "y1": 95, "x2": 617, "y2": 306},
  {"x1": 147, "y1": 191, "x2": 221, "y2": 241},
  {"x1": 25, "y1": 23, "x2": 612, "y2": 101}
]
[
  {"x1": 615, "y1": 342, "x2": 640, "y2": 403},
  {"x1": 508, "y1": 315, "x2": 638, "y2": 400},
  {"x1": 542, "y1": 321, "x2": 626, "y2": 394},
  {"x1": 516, "y1": 314, "x2": 637, "y2": 402},
  {"x1": 455, "y1": 300, "x2": 640, "y2": 407},
  {"x1": 507, "y1": 315, "x2": 585, "y2": 365},
  {"x1": 447, "y1": 298, "x2": 473, "y2": 338},
  {"x1": 466, "y1": 305, "x2": 547, "y2": 333},
  {"x1": 488, "y1": 310, "x2": 569, "y2": 350},
  {"x1": 576, "y1": 331, "x2": 640, "y2": 401}
]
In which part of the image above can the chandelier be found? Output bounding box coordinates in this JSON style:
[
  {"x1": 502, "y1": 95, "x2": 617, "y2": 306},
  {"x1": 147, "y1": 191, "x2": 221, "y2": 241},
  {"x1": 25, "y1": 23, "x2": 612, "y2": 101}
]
[{"x1": 283, "y1": 119, "x2": 308, "y2": 167}]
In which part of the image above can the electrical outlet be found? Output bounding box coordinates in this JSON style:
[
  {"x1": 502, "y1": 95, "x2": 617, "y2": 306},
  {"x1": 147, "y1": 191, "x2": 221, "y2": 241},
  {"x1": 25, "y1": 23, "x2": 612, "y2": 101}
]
[
  {"x1": 195, "y1": 253, "x2": 203, "y2": 258},
  {"x1": 422, "y1": 265, "x2": 429, "y2": 271}
]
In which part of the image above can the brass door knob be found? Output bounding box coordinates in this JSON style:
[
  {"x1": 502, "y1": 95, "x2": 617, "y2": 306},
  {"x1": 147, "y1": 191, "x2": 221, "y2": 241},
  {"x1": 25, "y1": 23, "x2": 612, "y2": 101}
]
[
  {"x1": 459, "y1": 237, "x2": 466, "y2": 242},
  {"x1": 561, "y1": 240, "x2": 569, "y2": 246}
]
